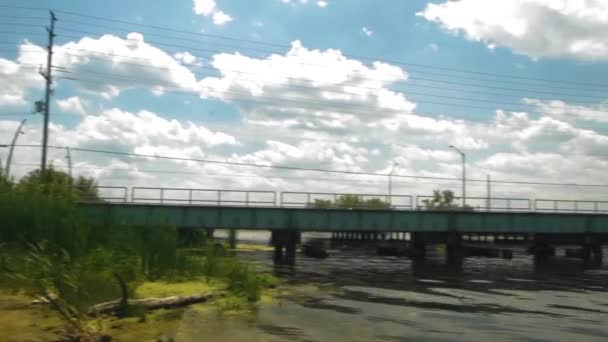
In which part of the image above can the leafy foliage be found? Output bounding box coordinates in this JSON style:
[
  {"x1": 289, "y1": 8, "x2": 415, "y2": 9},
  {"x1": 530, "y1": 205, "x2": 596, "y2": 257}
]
[
  {"x1": 307, "y1": 194, "x2": 391, "y2": 209},
  {"x1": 421, "y1": 190, "x2": 473, "y2": 211},
  {"x1": 15, "y1": 166, "x2": 99, "y2": 202}
]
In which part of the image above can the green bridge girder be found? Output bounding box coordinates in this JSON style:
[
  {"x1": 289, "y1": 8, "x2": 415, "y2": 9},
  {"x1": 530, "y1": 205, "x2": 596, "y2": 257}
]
[{"x1": 79, "y1": 203, "x2": 608, "y2": 234}]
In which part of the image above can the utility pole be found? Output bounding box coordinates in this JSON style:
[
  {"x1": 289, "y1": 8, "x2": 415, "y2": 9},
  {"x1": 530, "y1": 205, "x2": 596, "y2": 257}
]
[
  {"x1": 65, "y1": 147, "x2": 72, "y2": 184},
  {"x1": 486, "y1": 174, "x2": 491, "y2": 211},
  {"x1": 40, "y1": 11, "x2": 57, "y2": 177},
  {"x1": 388, "y1": 162, "x2": 398, "y2": 205},
  {"x1": 450, "y1": 145, "x2": 466, "y2": 207},
  {"x1": 5, "y1": 119, "x2": 26, "y2": 179}
]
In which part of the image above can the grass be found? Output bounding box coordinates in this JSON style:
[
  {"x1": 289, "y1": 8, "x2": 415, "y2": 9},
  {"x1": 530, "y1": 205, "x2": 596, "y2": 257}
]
[
  {"x1": 135, "y1": 278, "x2": 225, "y2": 298},
  {"x1": 0, "y1": 290, "x2": 64, "y2": 341}
]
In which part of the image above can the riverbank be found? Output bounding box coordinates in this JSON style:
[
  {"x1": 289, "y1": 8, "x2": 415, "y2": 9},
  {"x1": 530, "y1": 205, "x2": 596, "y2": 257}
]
[{"x1": 0, "y1": 274, "x2": 282, "y2": 341}]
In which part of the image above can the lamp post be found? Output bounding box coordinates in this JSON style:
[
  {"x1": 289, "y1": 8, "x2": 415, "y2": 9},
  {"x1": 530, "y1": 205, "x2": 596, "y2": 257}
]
[
  {"x1": 449, "y1": 145, "x2": 466, "y2": 207},
  {"x1": 388, "y1": 162, "x2": 399, "y2": 205},
  {"x1": 2, "y1": 119, "x2": 26, "y2": 179}
]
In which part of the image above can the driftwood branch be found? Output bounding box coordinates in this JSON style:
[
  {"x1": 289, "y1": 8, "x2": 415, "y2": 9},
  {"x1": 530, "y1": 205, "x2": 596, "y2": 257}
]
[
  {"x1": 113, "y1": 273, "x2": 129, "y2": 317},
  {"x1": 88, "y1": 292, "x2": 218, "y2": 316}
]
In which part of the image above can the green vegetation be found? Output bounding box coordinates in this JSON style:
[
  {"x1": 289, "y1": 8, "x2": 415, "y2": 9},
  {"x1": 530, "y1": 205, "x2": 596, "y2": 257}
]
[
  {"x1": 421, "y1": 190, "x2": 473, "y2": 211},
  {"x1": 308, "y1": 194, "x2": 391, "y2": 209},
  {"x1": 0, "y1": 166, "x2": 278, "y2": 340}
]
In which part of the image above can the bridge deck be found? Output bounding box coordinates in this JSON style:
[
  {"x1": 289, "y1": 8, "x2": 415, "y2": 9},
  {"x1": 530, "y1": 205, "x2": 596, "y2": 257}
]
[{"x1": 80, "y1": 202, "x2": 608, "y2": 234}]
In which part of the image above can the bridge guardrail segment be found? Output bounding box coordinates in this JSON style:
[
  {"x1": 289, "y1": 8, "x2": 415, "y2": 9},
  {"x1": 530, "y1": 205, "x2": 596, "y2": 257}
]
[
  {"x1": 89, "y1": 186, "x2": 608, "y2": 214},
  {"x1": 87, "y1": 186, "x2": 128, "y2": 202},
  {"x1": 534, "y1": 199, "x2": 608, "y2": 212},
  {"x1": 415, "y1": 196, "x2": 531, "y2": 211},
  {"x1": 280, "y1": 192, "x2": 413, "y2": 209},
  {"x1": 131, "y1": 187, "x2": 276, "y2": 206}
]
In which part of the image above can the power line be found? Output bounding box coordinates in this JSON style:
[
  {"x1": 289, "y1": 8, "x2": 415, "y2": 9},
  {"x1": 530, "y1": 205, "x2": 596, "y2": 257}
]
[
  {"x1": 2, "y1": 4, "x2": 607, "y2": 94},
  {"x1": 53, "y1": 24, "x2": 608, "y2": 93},
  {"x1": 52, "y1": 70, "x2": 608, "y2": 123},
  {"x1": 47, "y1": 8, "x2": 608, "y2": 89},
  {"x1": 33, "y1": 48, "x2": 598, "y2": 110},
  {"x1": 54, "y1": 31, "x2": 608, "y2": 100},
  {"x1": 11, "y1": 144, "x2": 608, "y2": 188}
]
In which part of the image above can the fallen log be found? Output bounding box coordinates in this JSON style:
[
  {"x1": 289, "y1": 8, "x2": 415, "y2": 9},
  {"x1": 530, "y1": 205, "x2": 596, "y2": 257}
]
[{"x1": 88, "y1": 292, "x2": 219, "y2": 316}]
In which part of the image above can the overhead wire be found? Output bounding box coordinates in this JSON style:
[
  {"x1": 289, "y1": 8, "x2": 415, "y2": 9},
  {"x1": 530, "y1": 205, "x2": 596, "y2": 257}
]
[
  {"x1": 11, "y1": 144, "x2": 608, "y2": 188},
  {"x1": 53, "y1": 23, "x2": 608, "y2": 92},
  {"x1": 49, "y1": 8, "x2": 608, "y2": 89}
]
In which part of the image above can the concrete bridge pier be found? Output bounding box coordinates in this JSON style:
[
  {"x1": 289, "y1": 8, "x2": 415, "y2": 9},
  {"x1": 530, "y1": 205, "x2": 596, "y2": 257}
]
[
  {"x1": 582, "y1": 242, "x2": 603, "y2": 266},
  {"x1": 530, "y1": 234, "x2": 555, "y2": 264},
  {"x1": 446, "y1": 232, "x2": 464, "y2": 269},
  {"x1": 228, "y1": 229, "x2": 237, "y2": 249},
  {"x1": 410, "y1": 233, "x2": 427, "y2": 259},
  {"x1": 271, "y1": 230, "x2": 300, "y2": 265}
]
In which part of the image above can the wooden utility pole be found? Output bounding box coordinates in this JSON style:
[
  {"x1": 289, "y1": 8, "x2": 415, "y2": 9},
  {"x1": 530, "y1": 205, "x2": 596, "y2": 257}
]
[{"x1": 40, "y1": 11, "x2": 57, "y2": 176}]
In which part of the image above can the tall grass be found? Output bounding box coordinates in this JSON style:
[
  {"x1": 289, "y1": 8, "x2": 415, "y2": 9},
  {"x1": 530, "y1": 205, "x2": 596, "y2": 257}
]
[{"x1": 0, "y1": 168, "x2": 278, "y2": 315}]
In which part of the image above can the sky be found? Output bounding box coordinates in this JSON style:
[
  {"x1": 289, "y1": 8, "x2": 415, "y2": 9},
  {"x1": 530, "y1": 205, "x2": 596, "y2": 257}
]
[{"x1": 2, "y1": 0, "x2": 608, "y2": 206}]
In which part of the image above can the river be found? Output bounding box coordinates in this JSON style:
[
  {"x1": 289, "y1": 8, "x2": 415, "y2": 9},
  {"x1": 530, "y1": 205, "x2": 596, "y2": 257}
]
[{"x1": 193, "y1": 231, "x2": 608, "y2": 341}]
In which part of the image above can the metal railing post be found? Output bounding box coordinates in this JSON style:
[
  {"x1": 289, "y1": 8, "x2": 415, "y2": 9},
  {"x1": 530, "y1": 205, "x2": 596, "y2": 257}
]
[
  {"x1": 595, "y1": 201, "x2": 599, "y2": 213},
  {"x1": 246, "y1": 192, "x2": 250, "y2": 207},
  {"x1": 307, "y1": 193, "x2": 311, "y2": 208},
  {"x1": 160, "y1": 188, "x2": 164, "y2": 204},
  {"x1": 189, "y1": 189, "x2": 192, "y2": 205},
  {"x1": 218, "y1": 190, "x2": 221, "y2": 205}
]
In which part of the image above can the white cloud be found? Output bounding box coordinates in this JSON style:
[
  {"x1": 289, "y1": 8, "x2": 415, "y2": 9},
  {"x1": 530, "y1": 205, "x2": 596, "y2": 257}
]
[
  {"x1": 418, "y1": 0, "x2": 608, "y2": 60},
  {"x1": 48, "y1": 33, "x2": 200, "y2": 98},
  {"x1": 524, "y1": 98, "x2": 608, "y2": 123},
  {"x1": 193, "y1": 0, "x2": 217, "y2": 15},
  {"x1": 198, "y1": 40, "x2": 415, "y2": 134},
  {"x1": 174, "y1": 51, "x2": 203, "y2": 67},
  {"x1": 212, "y1": 11, "x2": 233, "y2": 25},
  {"x1": 56, "y1": 96, "x2": 87, "y2": 115},
  {"x1": 192, "y1": 0, "x2": 233, "y2": 25},
  {"x1": 317, "y1": 1, "x2": 328, "y2": 8},
  {"x1": 0, "y1": 42, "x2": 44, "y2": 106},
  {"x1": 252, "y1": 20, "x2": 264, "y2": 27},
  {"x1": 361, "y1": 27, "x2": 373, "y2": 37},
  {"x1": 426, "y1": 43, "x2": 439, "y2": 52}
]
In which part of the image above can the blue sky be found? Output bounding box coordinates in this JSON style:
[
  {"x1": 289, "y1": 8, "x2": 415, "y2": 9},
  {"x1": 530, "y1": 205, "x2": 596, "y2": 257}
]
[{"x1": 2, "y1": 0, "x2": 608, "y2": 202}]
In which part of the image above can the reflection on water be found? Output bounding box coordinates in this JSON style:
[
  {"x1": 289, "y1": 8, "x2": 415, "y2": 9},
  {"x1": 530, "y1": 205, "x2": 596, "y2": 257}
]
[{"x1": 194, "y1": 232, "x2": 608, "y2": 341}]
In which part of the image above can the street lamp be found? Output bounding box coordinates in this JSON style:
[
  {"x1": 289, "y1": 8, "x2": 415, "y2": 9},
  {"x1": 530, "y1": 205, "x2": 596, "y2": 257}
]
[
  {"x1": 388, "y1": 162, "x2": 399, "y2": 205},
  {"x1": 1, "y1": 119, "x2": 26, "y2": 179},
  {"x1": 449, "y1": 145, "x2": 466, "y2": 207}
]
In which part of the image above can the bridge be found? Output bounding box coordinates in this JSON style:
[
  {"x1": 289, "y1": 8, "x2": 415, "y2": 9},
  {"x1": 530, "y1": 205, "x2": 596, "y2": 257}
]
[{"x1": 79, "y1": 186, "x2": 608, "y2": 266}]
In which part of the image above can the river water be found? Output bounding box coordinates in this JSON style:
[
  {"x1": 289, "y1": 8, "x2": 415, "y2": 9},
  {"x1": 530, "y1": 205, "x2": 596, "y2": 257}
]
[{"x1": 184, "y1": 231, "x2": 608, "y2": 341}]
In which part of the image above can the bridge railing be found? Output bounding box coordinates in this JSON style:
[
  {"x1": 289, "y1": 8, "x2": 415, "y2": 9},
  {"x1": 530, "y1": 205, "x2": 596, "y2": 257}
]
[
  {"x1": 131, "y1": 187, "x2": 277, "y2": 207},
  {"x1": 81, "y1": 186, "x2": 128, "y2": 203},
  {"x1": 415, "y1": 196, "x2": 531, "y2": 211},
  {"x1": 534, "y1": 199, "x2": 608, "y2": 213},
  {"x1": 280, "y1": 192, "x2": 413, "y2": 209}
]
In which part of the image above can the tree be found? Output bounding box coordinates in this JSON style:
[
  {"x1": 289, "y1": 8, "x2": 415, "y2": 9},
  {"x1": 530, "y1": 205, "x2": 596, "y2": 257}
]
[
  {"x1": 16, "y1": 166, "x2": 99, "y2": 201},
  {"x1": 307, "y1": 194, "x2": 390, "y2": 209},
  {"x1": 421, "y1": 190, "x2": 473, "y2": 211},
  {"x1": 0, "y1": 161, "x2": 13, "y2": 192}
]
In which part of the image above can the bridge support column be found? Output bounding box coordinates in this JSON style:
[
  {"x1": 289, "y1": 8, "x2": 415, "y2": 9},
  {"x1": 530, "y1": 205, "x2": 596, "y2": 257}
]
[
  {"x1": 592, "y1": 244, "x2": 603, "y2": 265},
  {"x1": 446, "y1": 231, "x2": 464, "y2": 269},
  {"x1": 530, "y1": 234, "x2": 555, "y2": 264},
  {"x1": 411, "y1": 233, "x2": 426, "y2": 260},
  {"x1": 206, "y1": 228, "x2": 215, "y2": 239},
  {"x1": 228, "y1": 229, "x2": 237, "y2": 249},
  {"x1": 271, "y1": 230, "x2": 300, "y2": 265}
]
